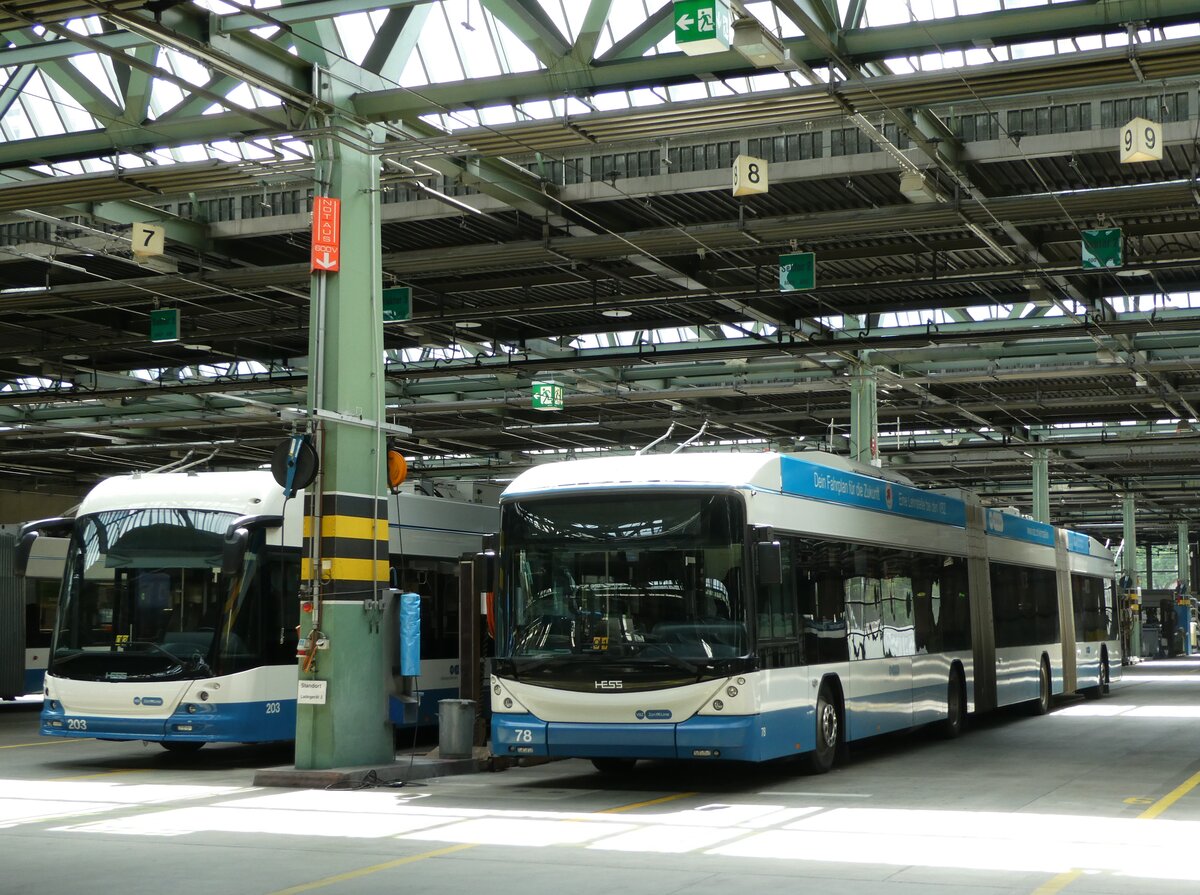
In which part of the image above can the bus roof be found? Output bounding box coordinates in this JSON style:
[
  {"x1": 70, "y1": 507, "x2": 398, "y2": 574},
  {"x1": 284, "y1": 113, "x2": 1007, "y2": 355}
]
[
  {"x1": 78, "y1": 470, "x2": 286, "y2": 517},
  {"x1": 503, "y1": 452, "x2": 1113, "y2": 561}
]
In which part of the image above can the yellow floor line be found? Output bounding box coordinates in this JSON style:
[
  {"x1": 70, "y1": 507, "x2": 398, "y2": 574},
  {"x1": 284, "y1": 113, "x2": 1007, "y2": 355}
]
[
  {"x1": 598, "y1": 791, "x2": 697, "y2": 813},
  {"x1": 1137, "y1": 769, "x2": 1200, "y2": 820},
  {"x1": 1030, "y1": 869, "x2": 1082, "y2": 895},
  {"x1": 1032, "y1": 766, "x2": 1200, "y2": 892},
  {"x1": 0, "y1": 739, "x2": 82, "y2": 749},
  {"x1": 267, "y1": 844, "x2": 476, "y2": 895}
]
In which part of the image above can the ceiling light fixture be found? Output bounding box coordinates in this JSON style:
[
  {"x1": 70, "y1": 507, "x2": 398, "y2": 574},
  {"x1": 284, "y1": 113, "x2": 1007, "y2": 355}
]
[
  {"x1": 600, "y1": 308, "x2": 632, "y2": 318},
  {"x1": 63, "y1": 353, "x2": 88, "y2": 361},
  {"x1": 455, "y1": 320, "x2": 482, "y2": 329}
]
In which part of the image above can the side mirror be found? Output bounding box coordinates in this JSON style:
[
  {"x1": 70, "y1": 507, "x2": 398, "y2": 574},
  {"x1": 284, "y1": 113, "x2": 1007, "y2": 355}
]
[
  {"x1": 222, "y1": 527, "x2": 250, "y2": 577},
  {"x1": 16, "y1": 516, "x2": 74, "y2": 578},
  {"x1": 755, "y1": 540, "x2": 782, "y2": 587},
  {"x1": 221, "y1": 514, "x2": 283, "y2": 576}
]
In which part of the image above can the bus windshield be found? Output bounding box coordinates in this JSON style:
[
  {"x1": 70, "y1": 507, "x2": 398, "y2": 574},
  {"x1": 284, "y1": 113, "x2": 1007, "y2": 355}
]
[
  {"x1": 499, "y1": 493, "x2": 746, "y2": 663},
  {"x1": 49, "y1": 508, "x2": 244, "y2": 682}
]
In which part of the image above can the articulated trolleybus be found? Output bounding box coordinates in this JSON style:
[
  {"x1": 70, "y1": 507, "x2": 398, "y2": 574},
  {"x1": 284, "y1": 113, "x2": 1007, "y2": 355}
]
[
  {"x1": 490, "y1": 451, "x2": 1119, "y2": 772},
  {"x1": 22, "y1": 470, "x2": 496, "y2": 751}
]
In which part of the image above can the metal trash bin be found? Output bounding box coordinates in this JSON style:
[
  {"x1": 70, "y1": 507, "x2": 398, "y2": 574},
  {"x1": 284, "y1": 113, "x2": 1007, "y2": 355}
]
[{"x1": 438, "y1": 698, "x2": 475, "y2": 759}]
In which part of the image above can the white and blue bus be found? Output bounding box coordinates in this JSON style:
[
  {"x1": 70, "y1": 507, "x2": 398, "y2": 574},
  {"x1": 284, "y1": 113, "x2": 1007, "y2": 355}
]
[
  {"x1": 21, "y1": 470, "x2": 496, "y2": 751},
  {"x1": 489, "y1": 452, "x2": 1120, "y2": 773},
  {"x1": 2, "y1": 526, "x2": 66, "y2": 700}
]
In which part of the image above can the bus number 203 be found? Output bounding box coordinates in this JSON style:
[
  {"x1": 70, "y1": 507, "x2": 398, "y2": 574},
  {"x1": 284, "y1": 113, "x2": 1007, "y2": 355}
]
[{"x1": 265, "y1": 702, "x2": 282, "y2": 714}]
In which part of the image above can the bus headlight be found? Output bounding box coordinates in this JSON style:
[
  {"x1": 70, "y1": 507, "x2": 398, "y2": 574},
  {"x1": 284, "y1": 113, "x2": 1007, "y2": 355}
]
[
  {"x1": 712, "y1": 699, "x2": 724, "y2": 711},
  {"x1": 185, "y1": 704, "x2": 197, "y2": 714},
  {"x1": 726, "y1": 686, "x2": 739, "y2": 698},
  {"x1": 504, "y1": 698, "x2": 513, "y2": 709}
]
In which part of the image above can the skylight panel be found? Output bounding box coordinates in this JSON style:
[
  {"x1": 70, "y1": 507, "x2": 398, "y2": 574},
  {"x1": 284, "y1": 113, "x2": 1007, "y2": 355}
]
[
  {"x1": 1, "y1": 97, "x2": 35, "y2": 142},
  {"x1": 542, "y1": 0, "x2": 581, "y2": 44},
  {"x1": 420, "y1": 12, "x2": 467, "y2": 83},
  {"x1": 19, "y1": 71, "x2": 68, "y2": 136},
  {"x1": 334, "y1": 12, "x2": 375, "y2": 65},
  {"x1": 67, "y1": 53, "x2": 121, "y2": 108},
  {"x1": 595, "y1": 0, "x2": 655, "y2": 58}
]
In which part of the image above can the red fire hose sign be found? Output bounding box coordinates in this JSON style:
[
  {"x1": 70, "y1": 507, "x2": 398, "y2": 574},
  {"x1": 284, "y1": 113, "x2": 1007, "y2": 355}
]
[{"x1": 311, "y1": 196, "x2": 340, "y2": 272}]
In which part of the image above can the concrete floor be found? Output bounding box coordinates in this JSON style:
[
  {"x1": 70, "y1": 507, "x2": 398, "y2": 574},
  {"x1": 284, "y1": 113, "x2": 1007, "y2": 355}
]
[{"x1": 4, "y1": 660, "x2": 1200, "y2": 895}]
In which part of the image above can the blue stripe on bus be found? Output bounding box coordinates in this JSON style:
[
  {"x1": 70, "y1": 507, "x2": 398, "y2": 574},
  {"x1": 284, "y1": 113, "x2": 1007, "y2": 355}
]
[
  {"x1": 41, "y1": 699, "x2": 296, "y2": 743},
  {"x1": 985, "y1": 510, "x2": 1055, "y2": 547},
  {"x1": 1066, "y1": 530, "x2": 1092, "y2": 555},
  {"x1": 780, "y1": 456, "x2": 967, "y2": 527},
  {"x1": 493, "y1": 707, "x2": 813, "y2": 762}
]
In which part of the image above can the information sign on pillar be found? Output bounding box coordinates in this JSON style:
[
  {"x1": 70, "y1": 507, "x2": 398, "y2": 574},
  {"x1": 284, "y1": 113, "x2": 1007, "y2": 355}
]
[
  {"x1": 1081, "y1": 228, "x2": 1123, "y2": 269},
  {"x1": 732, "y1": 154, "x2": 768, "y2": 197},
  {"x1": 310, "y1": 196, "x2": 341, "y2": 272},
  {"x1": 779, "y1": 251, "x2": 815, "y2": 292},
  {"x1": 674, "y1": 0, "x2": 731, "y2": 56},
  {"x1": 1120, "y1": 117, "x2": 1162, "y2": 163}
]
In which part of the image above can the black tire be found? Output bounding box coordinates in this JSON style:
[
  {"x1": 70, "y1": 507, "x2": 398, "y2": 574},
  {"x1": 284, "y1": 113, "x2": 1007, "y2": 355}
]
[
  {"x1": 591, "y1": 757, "x2": 636, "y2": 774},
  {"x1": 1028, "y1": 657, "x2": 1052, "y2": 715},
  {"x1": 805, "y1": 681, "x2": 841, "y2": 774},
  {"x1": 940, "y1": 668, "x2": 967, "y2": 739},
  {"x1": 1089, "y1": 647, "x2": 1113, "y2": 695},
  {"x1": 161, "y1": 741, "x2": 204, "y2": 754}
]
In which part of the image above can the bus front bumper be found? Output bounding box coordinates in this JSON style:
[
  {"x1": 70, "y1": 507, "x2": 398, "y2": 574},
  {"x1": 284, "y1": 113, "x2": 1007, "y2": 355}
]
[{"x1": 491, "y1": 712, "x2": 766, "y2": 761}]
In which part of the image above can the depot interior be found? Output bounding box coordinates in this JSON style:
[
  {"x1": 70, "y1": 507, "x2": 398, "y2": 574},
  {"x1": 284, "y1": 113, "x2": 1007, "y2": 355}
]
[{"x1": 5, "y1": 0, "x2": 1200, "y2": 696}]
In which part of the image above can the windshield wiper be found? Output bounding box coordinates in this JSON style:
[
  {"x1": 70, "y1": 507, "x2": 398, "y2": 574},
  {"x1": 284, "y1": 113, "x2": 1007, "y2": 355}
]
[{"x1": 633, "y1": 648, "x2": 703, "y2": 677}]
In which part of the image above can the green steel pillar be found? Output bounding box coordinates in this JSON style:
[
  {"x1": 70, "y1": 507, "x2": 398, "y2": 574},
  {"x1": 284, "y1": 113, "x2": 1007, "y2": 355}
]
[
  {"x1": 1178, "y1": 521, "x2": 1190, "y2": 592},
  {"x1": 1123, "y1": 493, "x2": 1141, "y2": 658},
  {"x1": 294, "y1": 115, "x2": 393, "y2": 770},
  {"x1": 1031, "y1": 448, "x2": 1049, "y2": 523},
  {"x1": 1122, "y1": 494, "x2": 1138, "y2": 586},
  {"x1": 849, "y1": 359, "x2": 879, "y2": 466}
]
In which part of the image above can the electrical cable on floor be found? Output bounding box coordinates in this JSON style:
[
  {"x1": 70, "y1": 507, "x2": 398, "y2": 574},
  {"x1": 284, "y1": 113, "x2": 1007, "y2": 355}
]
[{"x1": 323, "y1": 768, "x2": 426, "y2": 791}]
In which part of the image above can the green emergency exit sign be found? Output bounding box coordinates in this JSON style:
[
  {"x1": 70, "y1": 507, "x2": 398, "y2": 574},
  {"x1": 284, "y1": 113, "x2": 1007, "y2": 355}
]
[
  {"x1": 779, "y1": 252, "x2": 816, "y2": 292},
  {"x1": 1081, "y1": 228, "x2": 1123, "y2": 269},
  {"x1": 673, "y1": 0, "x2": 731, "y2": 55},
  {"x1": 383, "y1": 286, "x2": 411, "y2": 322},
  {"x1": 149, "y1": 308, "x2": 179, "y2": 343},
  {"x1": 532, "y1": 382, "x2": 564, "y2": 411}
]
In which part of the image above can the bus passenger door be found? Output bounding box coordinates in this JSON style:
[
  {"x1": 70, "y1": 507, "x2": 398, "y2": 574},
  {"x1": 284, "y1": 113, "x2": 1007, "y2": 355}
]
[{"x1": 880, "y1": 575, "x2": 914, "y2": 734}]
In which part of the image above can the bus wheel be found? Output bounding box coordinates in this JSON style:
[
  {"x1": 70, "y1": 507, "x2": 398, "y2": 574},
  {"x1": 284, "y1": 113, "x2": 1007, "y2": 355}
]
[
  {"x1": 806, "y1": 681, "x2": 841, "y2": 774},
  {"x1": 941, "y1": 668, "x2": 967, "y2": 739},
  {"x1": 1084, "y1": 649, "x2": 1111, "y2": 698},
  {"x1": 591, "y1": 757, "x2": 636, "y2": 775},
  {"x1": 1029, "y1": 657, "x2": 1052, "y2": 716},
  {"x1": 161, "y1": 741, "x2": 204, "y2": 754}
]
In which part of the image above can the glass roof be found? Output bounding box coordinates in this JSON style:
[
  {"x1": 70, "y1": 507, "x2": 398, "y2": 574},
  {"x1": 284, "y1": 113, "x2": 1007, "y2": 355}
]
[{"x1": 4, "y1": 0, "x2": 1197, "y2": 154}]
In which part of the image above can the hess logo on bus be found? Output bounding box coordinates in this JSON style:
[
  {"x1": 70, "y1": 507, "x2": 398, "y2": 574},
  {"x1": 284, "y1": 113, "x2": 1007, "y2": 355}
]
[{"x1": 594, "y1": 680, "x2": 623, "y2": 690}]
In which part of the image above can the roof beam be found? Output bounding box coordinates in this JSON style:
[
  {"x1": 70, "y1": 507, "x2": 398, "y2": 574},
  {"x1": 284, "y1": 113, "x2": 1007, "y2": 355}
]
[
  {"x1": 116, "y1": 43, "x2": 157, "y2": 124},
  {"x1": 6, "y1": 30, "x2": 123, "y2": 124},
  {"x1": 356, "y1": 4, "x2": 1200, "y2": 117},
  {"x1": 361, "y1": 4, "x2": 431, "y2": 81},
  {"x1": 771, "y1": 0, "x2": 840, "y2": 43},
  {"x1": 480, "y1": 0, "x2": 571, "y2": 67},
  {"x1": 573, "y1": 0, "x2": 614, "y2": 64},
  {"x1": 0, "y1": 64, "x2": 34, "y2": 121},
  {"x1": 596, "y1": 2, "x2": 673, "y2": 62},
  {"x1": 0, "y1": 108, "x2": 293, "y2": 167}
]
